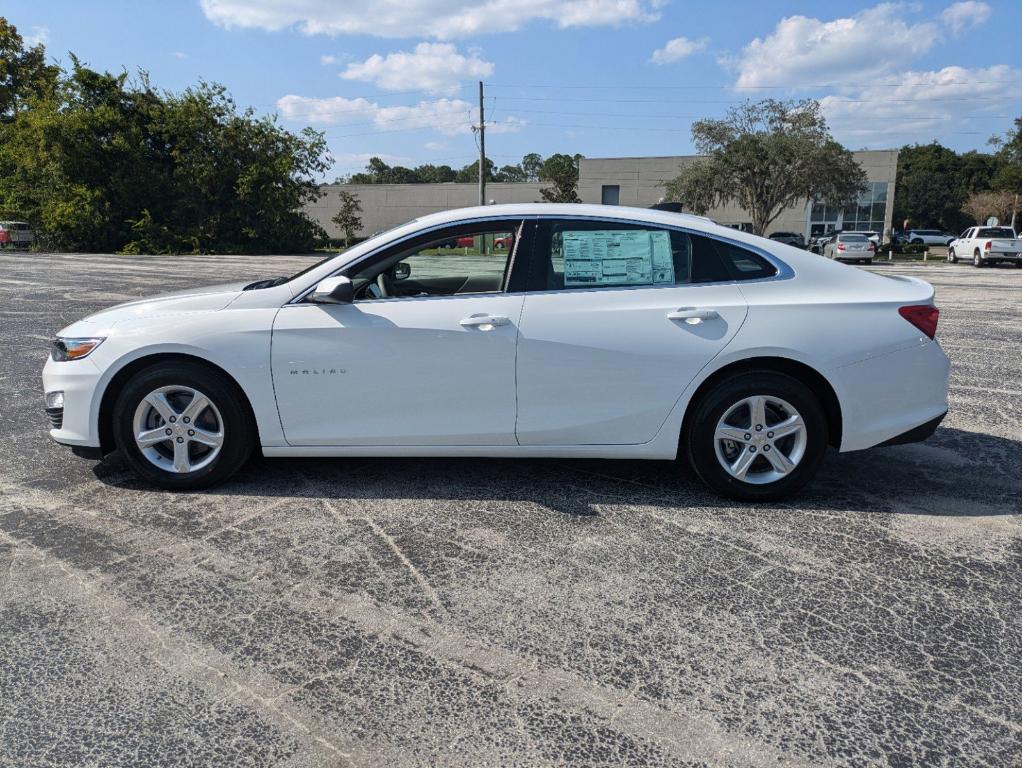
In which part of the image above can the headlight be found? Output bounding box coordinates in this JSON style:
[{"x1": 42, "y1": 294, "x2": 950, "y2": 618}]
[{"x1": 51, "y1": 337, "x2": 105, "y2": 361}]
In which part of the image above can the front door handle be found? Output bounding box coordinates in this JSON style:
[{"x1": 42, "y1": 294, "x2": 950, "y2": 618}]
[
  {"x1": 667, "y1": 307, "x2": 720, "y2": 324},
  {"x1": 460, "y1": 314, "x2": 510, "y2": 329}
]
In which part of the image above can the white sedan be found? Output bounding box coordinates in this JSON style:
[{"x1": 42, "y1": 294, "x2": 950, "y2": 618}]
[{"x1": 42, "y1": 204, "x2": 950, "y2": 501}]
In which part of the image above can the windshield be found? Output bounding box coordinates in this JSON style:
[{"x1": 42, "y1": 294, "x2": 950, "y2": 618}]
[{"x1": 284, "y1": 221, "x2": 416, "y2": 283}]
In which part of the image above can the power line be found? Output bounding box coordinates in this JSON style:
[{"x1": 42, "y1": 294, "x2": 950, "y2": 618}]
[{"x1": 487, "y1": 79, "x2": 1022, "y2": 90}]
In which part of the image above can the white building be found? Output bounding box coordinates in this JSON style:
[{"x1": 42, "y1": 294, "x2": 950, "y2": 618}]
[{"x1": 307, "y1": 150, "x2": 899, "y2": 242}]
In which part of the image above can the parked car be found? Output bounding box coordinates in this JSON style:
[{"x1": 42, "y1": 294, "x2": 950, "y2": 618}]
[
  {"x1": 823, "y1": 233, "x2": 877, "y2": 264},
  {"x1": 0, "y1": 221, "x2": 33, "y2": 249},
  {"x1": 842, "y1": 230, "x2": 881, "y2": 247},
  {"x1": 808, "y1": 233, "x2": 834, "y2": 254},
  {"x1": 947, "y1": 226, "x2": 1022, "y2": 267},
  {"x1": 43, "y1": 203, "x2": 949, "y2": 502},
  {"x1": 452, "y1": 234, "x2": 513, "y2": 248},
  {"x1": 907, "y1": 229, "x2": 954, "y2": 246},
  {"x1": 768, "y1": 231, "x2": 805, "y2": 249}
]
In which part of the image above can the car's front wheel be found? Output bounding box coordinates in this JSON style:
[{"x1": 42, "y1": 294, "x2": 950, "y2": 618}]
[
  {"x1": 685, "y1": 371, "x2": 828, "y2": 502},
  {"x1": 112, "y1": 361, "x2": 254, "y2": 490}
]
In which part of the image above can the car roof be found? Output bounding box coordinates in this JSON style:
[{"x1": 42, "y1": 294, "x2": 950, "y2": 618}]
[{"x1": 408, "y1": 203, "x2": 714, "y2": 228}]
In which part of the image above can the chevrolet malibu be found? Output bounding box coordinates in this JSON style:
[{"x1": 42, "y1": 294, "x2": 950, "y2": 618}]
[{"x1": 42, "y1": 204, "x2": 950, "y2": 501}]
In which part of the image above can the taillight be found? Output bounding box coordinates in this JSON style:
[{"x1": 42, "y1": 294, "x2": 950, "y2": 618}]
[
  {"x1": 868, "y1": 241, "x2": 876, "y2": 251},
  {"x1": 898, "y1": 305, "x2": 939, "y2": 339},
  {"x1": 837, "y1": 243, "x2": 845, "y2": 251},
  {"x1": 984, "y1": 241, "x2": 992, "y2": 251}
]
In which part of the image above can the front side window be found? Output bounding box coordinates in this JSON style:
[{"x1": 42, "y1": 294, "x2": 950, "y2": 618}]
[
  {"x1": 530, "y1": 219, "x2": 776, "y2": 291},
  {"x1": 350, "y1": 222, "x2": 521, "y2": 300}
]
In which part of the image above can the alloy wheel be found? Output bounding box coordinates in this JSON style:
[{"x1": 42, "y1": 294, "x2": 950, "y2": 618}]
[
  {"x1": 713, "y1": 395, "x2": 807, "y2": 485},
  {"x1": 132, "y1": 385, "x2": 224, "y2": 473}
]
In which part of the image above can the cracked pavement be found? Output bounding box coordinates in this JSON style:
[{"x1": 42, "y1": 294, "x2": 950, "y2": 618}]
[{"x1": 1, "y1": 252, "x2": 1020, "y2": 767}]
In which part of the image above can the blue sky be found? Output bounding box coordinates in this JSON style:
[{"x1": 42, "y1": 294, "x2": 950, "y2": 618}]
[{"x1": 7, "y1": 1, "x2": 1022, "y2": 179}]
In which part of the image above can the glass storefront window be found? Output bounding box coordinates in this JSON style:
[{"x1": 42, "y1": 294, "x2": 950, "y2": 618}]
[{"x1": 810, "y1": 182, "x2": 889, "y2": 234}]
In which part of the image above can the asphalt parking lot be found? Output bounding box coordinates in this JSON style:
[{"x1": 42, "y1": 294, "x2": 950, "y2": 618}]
[{"x1": 2, "y1": 252, "x2": 1020, "y2": 767}]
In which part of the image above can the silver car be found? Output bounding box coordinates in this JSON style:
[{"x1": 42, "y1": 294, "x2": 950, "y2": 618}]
[
  {"x1": 824, "y1": 233, "x2": 875, "y2": 264},
  {"x1": 907, "y1": 229, "x2": 953, "y2": 246}
]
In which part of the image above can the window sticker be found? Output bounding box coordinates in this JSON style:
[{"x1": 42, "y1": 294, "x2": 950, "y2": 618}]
[{"x1": 562, "y1": 230, "x2": 675, "y2": 287}]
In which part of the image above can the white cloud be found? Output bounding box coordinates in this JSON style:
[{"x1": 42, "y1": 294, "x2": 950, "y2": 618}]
[
  {"x1": 424, "y1": 141, "x2": 448, "y2": 150},
  {"x1": 172, "y1": 51, "x2": 187, "y2": 59},
  {"x1": 940, "y1": 1, "x2": 991, "y2": 35},
  {"x1": 731, "y1": 4, "x2": 939, "y2": 89},
  {"x1": 199, "y1": 0, "x2": 661, "y2": 39},
  {"x1": 821, "y1": 64, "x2": 1022, "y2": 145},
  {"x1": 23, "y1": 26, "x2": 49, "y2": 47},
  {"x1": 341, "y1": 43, "x2": 493, "y2": 96},
  {"x1": 320, "y1": 54, "x2": 336, "y2": 65},
  {"x1": 650, "y1": 36, "x2": 708, "y2": 65},
  {"x1": 276, "y1": 94, "x2": 524, "y2": 136}
]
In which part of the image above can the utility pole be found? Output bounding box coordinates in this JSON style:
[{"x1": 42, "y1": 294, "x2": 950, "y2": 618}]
[{"x1": 477, "y1": 80, "x2": 486, "y2": 206}]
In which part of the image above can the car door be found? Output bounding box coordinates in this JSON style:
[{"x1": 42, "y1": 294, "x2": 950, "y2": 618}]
[
  {"x1": 272, "y1": 220, "x2": 527, "y2": 446},
  {"x1": 515, "y1": 218, "x2": 751, "y2": 446}
]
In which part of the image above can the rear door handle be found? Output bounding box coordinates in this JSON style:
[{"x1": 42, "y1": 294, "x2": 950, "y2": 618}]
[
  {"x1": 460, "y1": 314, "x2": 510, "y2": 329},
  {"x1": 667, "y1": 308, "x2": 720, "y2": 324}
]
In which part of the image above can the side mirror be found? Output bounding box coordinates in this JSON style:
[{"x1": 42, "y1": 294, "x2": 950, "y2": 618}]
[
  {"x1": 309, "y1": 275, "x2": 354, "y2": 304},
  {"x1": 392, "y1": 262, "x2": 411, "y2": 281}
]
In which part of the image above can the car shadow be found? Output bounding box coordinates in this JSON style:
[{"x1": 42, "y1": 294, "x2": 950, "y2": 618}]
[{"x1": 91, "y1": 427, "x2": 1022, "y2": 518}]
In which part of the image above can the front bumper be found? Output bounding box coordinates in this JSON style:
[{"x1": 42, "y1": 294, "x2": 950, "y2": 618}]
[{"x1": 42, "y1": 355, "x2": 104, "y2": 448}]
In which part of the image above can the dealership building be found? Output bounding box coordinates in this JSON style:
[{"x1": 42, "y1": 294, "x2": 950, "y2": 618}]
[{"x1": 307, "y1": 149, "x2": 898, "y2": 241}]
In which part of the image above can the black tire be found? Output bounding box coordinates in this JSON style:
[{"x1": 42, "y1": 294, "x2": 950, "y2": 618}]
[
  {"x1": 112, "y1": 361, "x2": 255, "y2": 490},
  {"x1": 685, "y1": 371, "x2": 828, "y2": 502},
  {"x1": 864, "y1": 258, "x2": 873, "y2": 265},
  {"x1": 948, "y1": 248, "x2": 957, "y2": 263},
  {"x1": 973, "y1": 250, "x2": 983, "y2": 267},
  {"x1": 911, "y1": 238, "x2": 924, "y2": 245}
]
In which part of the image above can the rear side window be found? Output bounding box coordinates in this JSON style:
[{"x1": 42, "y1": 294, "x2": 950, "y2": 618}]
[
  {"x1": 530, "y1": 219, "x2": 732, "y2": 291},
  {"x1": 712, "y1": 239, "x2": 778, "y2": 280},
  {"x1": 977, "y1": 227, "x2": 1015, "y2": 238}
]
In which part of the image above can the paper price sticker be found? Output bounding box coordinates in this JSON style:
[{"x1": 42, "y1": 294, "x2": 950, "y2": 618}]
[{"x1": 563, "y1": 230, "x2": 674, "y2": 287}]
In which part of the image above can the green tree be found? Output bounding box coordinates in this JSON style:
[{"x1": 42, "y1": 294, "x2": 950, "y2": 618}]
[
  {"x1": 539, "y1": 153, "x2": 583, "y2": 203},
  {"x1": 331, "y1": 190, "x2": 362, "y2": 247},
  {"x1": 0, "y1": 24, "x2": 331, "y2": 254},
  {"x1": 414, "y1": 163, "x2": 457, "y2": 183},
  {"x1": 494, "y1": 164, "x2": 528, "y2": 182},
  {"x1": 664, "y1": 99, "x2": 866, "y2": 236},
  {"x1": 0, "y1": 18, "x2": 59, "y2": 119},
  {"x1": 892, "y1": 143, "x2": 968, "y2": 231},
  {"x1": 991, "y1": 117, "x2": 1022, "y2": 228},
  {"x1": 455, "y1": 157, "x2": 497, "y2": 183},
  {"x1": 521, "y1": 152, "x2": 543, "y2": 182}
]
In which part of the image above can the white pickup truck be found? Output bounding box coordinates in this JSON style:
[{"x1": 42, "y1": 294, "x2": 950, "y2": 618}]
[{"x1": 948, "y1": 226, "x2": 1022, "y2": 267}]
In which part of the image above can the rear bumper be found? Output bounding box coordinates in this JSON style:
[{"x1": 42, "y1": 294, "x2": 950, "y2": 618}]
[
  {"x1": 834, "y1": 340, "x2": 951, "y2": 452},
  {"x1": 877, "y1": 410, "x2": 946, "y2": 447}
]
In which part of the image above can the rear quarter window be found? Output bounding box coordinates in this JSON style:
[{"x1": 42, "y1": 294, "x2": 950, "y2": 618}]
[{"x1": 712, "y1": 240, "x2": 778, "y2": 281}]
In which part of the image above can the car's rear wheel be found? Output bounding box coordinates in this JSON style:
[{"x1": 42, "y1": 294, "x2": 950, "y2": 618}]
[
  {"x1": 948, "y1": 248, "x2": 957, "y2": 263},
  {"x1": 685, "y1": 371, "x2": 828, "y2": 502},
  {"x1": 973, "y1": 250, "x2": 984, "y2": 267},
  {"x1": 112, "y1": 362, "x2": 254, "y2": 490}
]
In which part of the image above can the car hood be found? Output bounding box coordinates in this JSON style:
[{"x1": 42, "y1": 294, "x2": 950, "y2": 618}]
[{"x1": 60, "y1": 281, "x2": 249, "y2": 336}]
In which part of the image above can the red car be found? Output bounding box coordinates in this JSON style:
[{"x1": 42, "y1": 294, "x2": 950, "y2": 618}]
[{"x1": 454, "y1": 234, "x2": 513, "y2": 248}]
